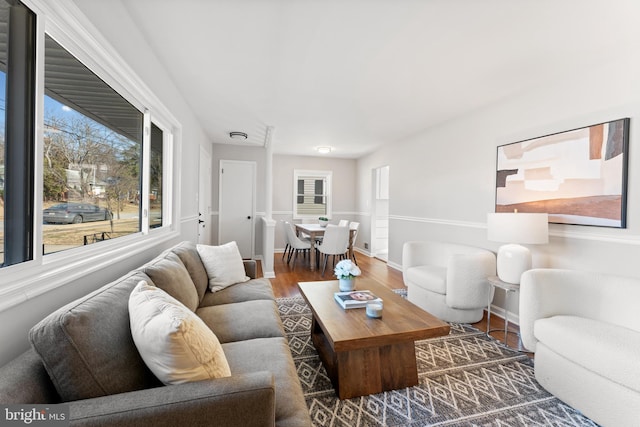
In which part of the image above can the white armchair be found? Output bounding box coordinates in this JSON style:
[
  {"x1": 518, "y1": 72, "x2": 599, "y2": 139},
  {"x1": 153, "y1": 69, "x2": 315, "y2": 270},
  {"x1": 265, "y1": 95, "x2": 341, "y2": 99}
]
[
  {"x1": 402, "y1": 241, "x2": 496, "y2": 323},
  {"x1": 520, "y1": 268, "x2": 640, "y2": 426}
]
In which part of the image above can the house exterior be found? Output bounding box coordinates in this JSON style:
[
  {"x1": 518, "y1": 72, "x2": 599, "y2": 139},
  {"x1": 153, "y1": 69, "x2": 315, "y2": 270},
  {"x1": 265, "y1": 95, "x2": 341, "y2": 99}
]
[{"x1": 0, "y1": 0, "x2": 639, "y2": 371}]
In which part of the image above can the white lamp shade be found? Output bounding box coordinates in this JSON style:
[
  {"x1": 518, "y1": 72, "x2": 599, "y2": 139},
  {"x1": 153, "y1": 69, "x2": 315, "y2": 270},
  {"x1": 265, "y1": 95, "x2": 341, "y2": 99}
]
[{"x1": 487, "y1": 212, "x2": 549, "y2": 244}]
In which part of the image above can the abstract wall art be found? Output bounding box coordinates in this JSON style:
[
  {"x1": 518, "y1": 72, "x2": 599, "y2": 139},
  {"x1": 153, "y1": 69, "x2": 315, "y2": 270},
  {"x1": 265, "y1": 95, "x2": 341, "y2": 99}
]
[{"x1": 495, "y1": 118, "x2": 630, "y2": 228}]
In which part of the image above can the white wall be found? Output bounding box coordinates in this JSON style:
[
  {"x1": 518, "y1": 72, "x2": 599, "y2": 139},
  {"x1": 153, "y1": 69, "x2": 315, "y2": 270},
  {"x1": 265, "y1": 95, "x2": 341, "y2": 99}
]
[
  {"x1": 0, "y1": 1, "x2": 211, "y2": 365},
  {"x1": 73, "y1": 0, "x2": 209, "y2": 229},
  {"x1": 273, "y1": 154, "x2": 357, "y2": 251},
  {"x1": 357, "y1": 47, "x2": 640, "y2": 317},
  {"x1": 206, "y1": 149, "x2": 357, "y2": 261},
  {"x1": 209, "y1": 143, "x2": 267, "y2": 255}
]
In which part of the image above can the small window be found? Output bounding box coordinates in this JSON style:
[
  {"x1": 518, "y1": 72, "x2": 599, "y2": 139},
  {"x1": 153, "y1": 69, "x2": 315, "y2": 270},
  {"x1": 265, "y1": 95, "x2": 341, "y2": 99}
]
[
  {"x1": 149, "y1": 123, "x2": 163, "y2": 229},
  {"x1": 293, "y1": 170, "x2": 332, "y2": 219}
]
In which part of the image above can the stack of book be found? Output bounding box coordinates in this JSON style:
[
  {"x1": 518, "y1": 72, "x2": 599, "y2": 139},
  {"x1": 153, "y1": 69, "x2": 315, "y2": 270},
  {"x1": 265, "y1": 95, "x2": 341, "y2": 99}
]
[{"x1": 334, "y1": 290, "x2": 382, "y2": 309}]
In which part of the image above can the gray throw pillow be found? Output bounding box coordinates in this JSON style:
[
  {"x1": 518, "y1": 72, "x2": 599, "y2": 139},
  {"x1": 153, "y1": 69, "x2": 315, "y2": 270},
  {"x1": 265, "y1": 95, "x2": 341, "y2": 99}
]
[
  {"x1": 29, "y1": 272, "x2": 160, "y2": 401},
  {"x1": 138, "y1": 252, "x2": 199, "y2": 311}
]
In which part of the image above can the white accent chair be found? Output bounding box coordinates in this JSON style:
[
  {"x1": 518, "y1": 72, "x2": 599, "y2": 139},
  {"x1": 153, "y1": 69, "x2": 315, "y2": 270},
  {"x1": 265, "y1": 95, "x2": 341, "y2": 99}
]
[
  {"x1": 520, "y1": 268, "x2": 640, "y2": 427},
  {"x1": 402, "y1": 241, "x2": 496, "y2": 323},
  {"x1": 316, "y1": 225, "x2": 349, "y2": 276}
]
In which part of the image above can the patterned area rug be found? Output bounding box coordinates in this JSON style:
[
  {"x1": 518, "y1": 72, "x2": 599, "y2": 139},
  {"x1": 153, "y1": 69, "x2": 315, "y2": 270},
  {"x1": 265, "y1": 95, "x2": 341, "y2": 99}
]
[{"x1": 277, "y1": 296, "x2": 599, "y2": 427}]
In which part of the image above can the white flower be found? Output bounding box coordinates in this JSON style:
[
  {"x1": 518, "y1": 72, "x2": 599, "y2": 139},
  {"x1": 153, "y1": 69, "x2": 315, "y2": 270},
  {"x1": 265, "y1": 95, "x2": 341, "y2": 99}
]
[{"x1": 334, "y1": 259, "x2": 361, "y2": 279}]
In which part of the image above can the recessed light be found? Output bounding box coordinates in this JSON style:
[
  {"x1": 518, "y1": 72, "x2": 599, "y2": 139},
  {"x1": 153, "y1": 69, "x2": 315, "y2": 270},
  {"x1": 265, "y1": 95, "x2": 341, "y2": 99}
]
[
  {"x1": 317, "y1": 146, "x2": 332, "y2": 154},
  {"x1": 229, "y1": 132, "x2": 248, "y2": 140}
]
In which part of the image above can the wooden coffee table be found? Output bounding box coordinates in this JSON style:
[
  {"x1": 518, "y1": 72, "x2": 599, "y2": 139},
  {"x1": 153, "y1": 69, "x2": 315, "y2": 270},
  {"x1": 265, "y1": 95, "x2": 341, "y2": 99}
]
[{"x1": 297, "y1": 278, "x2": 450, "y2": 399}]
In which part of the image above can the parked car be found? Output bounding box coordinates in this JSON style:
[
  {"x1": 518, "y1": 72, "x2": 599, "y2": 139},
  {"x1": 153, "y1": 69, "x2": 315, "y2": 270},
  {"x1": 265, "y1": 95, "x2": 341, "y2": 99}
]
[{"x1": 43, "y1": 202, "x2": 112, "y2": 224}]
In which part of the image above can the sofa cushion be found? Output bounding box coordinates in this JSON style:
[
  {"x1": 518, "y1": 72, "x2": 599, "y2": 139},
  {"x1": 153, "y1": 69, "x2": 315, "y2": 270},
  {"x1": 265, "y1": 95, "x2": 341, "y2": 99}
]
[
  {"x1": 222, "y1": 337, "x2": 311, "y2": 427},
  {"x1": 405, "y1": 265, "x2": 447, "y2": 294},
  {"x1": 197, "y1": 242, "x2": 249, "y2": 292},
  {"x1": 535, "y1": 315, "x2": 640, "y2": 392},
  {"x1": 196, "y1": 300, "x2": 284, "y2": 344},
  {"x1": 138, "y1": 252, "x2": 199, "y2": 312},
  {"x1": 129, "y1": 281, "x2": 231, "y2": 384},
  {"x1": 200, "y1": 278, "x2": 275, "y2": 307},
  {"x1": 170, "y1": 241, "x2": 210, "y2": 303},
  {"x1": 29, "y1": 271, "x2": 160, "y2": 402}
]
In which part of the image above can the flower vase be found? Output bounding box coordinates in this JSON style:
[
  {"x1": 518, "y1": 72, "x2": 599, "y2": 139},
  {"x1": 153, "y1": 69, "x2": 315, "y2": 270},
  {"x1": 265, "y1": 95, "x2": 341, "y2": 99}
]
[{"x1": 339, "y1": 278, "x2": 355, "y2": 292}]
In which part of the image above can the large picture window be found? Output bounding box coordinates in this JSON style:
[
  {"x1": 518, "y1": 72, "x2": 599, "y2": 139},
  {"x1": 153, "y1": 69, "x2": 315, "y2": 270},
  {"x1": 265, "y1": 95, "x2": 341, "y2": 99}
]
[
  {"x1": 0, "y1": 2, "x2": 9, "y2": 266},
  {"x1": 1, "y1": 0, "x2": 36, "y2": 267},
  {"x1": 0, "y1": 2, "x2": 173, "y2": 271},
  {"x1": 42, "y1": 34, "x2": 144, "y2": 254},
  {"x1": 293, "y1": 170, "x2": 332, "y2": 219}
]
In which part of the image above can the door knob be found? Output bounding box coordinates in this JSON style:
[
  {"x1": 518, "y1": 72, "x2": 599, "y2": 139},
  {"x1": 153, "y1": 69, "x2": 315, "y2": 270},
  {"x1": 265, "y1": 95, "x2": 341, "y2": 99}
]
[{"x1": 247, "y1": 216, "x2": 251, "y2": 220}]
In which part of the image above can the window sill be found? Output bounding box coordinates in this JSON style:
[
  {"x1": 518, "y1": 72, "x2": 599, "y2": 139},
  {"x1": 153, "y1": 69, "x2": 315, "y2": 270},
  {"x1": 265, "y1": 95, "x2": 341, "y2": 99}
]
[{"x1": 0, "y1": 228, "x2": 178, "y2": 313}]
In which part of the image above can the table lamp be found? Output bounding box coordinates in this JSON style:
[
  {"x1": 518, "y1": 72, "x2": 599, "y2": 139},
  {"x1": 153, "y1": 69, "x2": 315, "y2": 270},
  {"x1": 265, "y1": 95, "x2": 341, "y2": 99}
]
[{"x1": 487, "y1": 211, "x2": 548, "y2": 284}]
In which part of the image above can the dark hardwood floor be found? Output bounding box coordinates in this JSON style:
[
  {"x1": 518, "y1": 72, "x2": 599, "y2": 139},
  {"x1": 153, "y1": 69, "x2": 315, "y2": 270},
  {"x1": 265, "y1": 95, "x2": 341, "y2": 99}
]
[{"x1": 260, "y1": 250, "x2": 528, "y2": 352}]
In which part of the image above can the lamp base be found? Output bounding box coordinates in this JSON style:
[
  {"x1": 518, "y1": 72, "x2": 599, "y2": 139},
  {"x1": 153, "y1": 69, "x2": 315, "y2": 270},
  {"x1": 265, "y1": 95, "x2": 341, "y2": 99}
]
[{"x1": 496, "y1": 244, "x2": 531, "y2": 284}]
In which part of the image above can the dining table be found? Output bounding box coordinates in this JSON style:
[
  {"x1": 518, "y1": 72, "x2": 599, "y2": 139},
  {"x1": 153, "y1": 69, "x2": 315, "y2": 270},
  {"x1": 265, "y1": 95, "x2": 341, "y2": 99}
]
[{"x1": 294, "y1": 223, "x2": 357, "y2": 271}]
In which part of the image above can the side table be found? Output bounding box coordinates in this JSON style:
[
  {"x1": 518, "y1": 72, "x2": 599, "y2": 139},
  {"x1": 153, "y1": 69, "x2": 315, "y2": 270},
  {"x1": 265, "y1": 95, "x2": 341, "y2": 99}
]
[{"x1": 486, "y1": 275, "x2": 523, "y2": 351}]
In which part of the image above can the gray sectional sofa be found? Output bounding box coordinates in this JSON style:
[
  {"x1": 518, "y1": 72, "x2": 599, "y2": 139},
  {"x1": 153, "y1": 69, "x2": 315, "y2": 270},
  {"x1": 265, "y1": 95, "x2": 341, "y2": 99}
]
[{"x1": 0, "y1": 241, "x2": 311, "y2": 427}]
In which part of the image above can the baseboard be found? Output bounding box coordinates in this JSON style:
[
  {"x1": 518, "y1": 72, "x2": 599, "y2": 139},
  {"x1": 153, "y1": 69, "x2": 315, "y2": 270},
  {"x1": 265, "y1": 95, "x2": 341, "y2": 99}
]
[
  {"x1": 487, "y1": 304, "x2": 520, "y2": 326},
  {"x1": 387, "y1": 260, "x2": 402, "y2": 271}
]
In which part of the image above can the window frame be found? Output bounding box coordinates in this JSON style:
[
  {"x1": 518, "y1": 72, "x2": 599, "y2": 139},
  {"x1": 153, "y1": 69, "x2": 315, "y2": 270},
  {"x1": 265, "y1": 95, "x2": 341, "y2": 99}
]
[
  {"x1": 0, "y1": 0, "x2": 180, "y2": 312},
  {"x1": 1, "y1": 1, "x2": 37, "y2": 267},
  {"x1": 293, "y1": 169, "x2": 332, "y2": 220}
]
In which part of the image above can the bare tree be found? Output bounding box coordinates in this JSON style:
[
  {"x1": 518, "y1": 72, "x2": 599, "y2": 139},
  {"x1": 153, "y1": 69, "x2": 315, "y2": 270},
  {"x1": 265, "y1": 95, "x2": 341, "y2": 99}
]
[{"x1": 43, "y1": 111, "x2": 141, "y2": 219}]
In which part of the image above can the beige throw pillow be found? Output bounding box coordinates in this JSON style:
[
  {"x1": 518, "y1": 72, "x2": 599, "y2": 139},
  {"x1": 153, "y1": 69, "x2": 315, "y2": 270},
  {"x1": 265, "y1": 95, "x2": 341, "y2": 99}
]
[
  {"x1": 128, "y1": 281, "x2": 231, "y2": 384},
  {"x1": 196, "y1": 241, "x2": 250, "y2": 292}
]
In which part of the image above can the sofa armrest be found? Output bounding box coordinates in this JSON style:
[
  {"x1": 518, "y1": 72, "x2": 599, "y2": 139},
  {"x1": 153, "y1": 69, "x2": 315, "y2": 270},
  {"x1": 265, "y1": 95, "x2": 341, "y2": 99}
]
[
  {"x1": 0, "y1": 348, "x2": 61, "y2": 404},
  {"x1": 243, "y1": 260, "x2": 257, "y2": 279},
  {"x1": 70, "y1": 372, "x2": 275, "y2": 427},
  {"x1": 520, "y1": 268, "x2": 640, "y2": 352}
]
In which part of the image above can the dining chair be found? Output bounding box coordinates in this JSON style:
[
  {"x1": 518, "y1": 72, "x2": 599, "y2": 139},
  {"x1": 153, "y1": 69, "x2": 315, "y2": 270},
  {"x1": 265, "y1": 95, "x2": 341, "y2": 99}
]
[
  {"x1": 349, "y1": 221, "x2": 360, "y2": 264},
  {"x1": 338, "y1": 219, "x2": 349, "y2": 227},
  {"x1": 281, "y1": 220, "x2": 293, "y2": 261},
  {"x1": 284, "y1": 222, "x2": 311, "y2": 269},
  {"x1": 298, "y1": 218, "x2": 316, "y2": 240},
  {"x1": 316, "y1": 225, "x2": 350, "y2": 276}
]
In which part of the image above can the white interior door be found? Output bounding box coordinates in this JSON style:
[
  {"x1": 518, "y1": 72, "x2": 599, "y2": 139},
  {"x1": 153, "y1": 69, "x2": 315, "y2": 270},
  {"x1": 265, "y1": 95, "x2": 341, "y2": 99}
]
[
  {"x1": 198, "y1": 147, "x2": 212, "y2": 244},
  {"x1": 219, "y1": 160, "x2": 255, "y2": 258}
]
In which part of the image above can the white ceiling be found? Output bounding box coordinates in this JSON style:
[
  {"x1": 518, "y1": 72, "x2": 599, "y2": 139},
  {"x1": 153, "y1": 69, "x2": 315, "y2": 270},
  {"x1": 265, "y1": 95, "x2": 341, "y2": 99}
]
[{"x1": 115, "y1": 0, "x2": 638, "y2": 158}]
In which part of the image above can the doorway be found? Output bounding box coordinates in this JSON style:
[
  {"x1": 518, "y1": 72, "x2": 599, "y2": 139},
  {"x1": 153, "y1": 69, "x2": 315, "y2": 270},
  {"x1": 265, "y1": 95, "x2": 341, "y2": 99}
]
[
  {"x1": 218, "y1": 160, "x2": 256, "y2": 259},
  {"x1": 372, "y1": 165, "x2": 389, "y2": 261}
]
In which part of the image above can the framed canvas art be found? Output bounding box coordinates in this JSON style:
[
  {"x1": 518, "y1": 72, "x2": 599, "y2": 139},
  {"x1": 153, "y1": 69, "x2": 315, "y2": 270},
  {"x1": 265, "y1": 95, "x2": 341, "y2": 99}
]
[{"x1": 495, "y1": 118, "x2": 630, "y2": 228}]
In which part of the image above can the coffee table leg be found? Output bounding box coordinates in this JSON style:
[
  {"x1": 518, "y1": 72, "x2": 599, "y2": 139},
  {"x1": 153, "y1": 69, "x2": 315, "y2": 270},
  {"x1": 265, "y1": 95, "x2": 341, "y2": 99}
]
[{"x1": 333, "y1": 342, "x2": 418, "y2": 400}]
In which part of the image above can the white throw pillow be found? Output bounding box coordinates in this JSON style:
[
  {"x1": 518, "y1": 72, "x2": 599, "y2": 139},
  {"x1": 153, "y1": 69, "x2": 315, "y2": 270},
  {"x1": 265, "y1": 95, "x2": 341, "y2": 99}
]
[
  {"x1": 196, "y1": 241, "x2": 250, "y2": 292},
  {"x1": 128, "y1": 281, "x2": 231, "y2": 384}
]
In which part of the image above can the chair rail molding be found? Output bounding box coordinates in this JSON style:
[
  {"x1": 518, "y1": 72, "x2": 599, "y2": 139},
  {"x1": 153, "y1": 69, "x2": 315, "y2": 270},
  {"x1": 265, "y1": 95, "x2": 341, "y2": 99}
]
[
  {"x1": 273, "y1": 210, "x2": 363, "y2": 217},
  {"x1": 390, "y1": 215, "x2": 640, "y2": 245}
]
